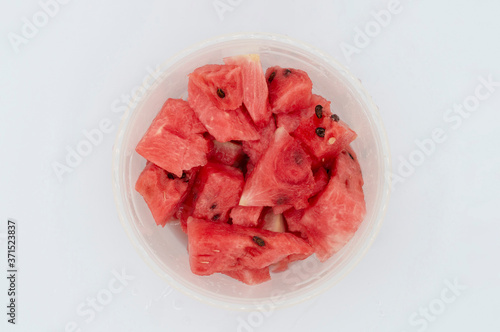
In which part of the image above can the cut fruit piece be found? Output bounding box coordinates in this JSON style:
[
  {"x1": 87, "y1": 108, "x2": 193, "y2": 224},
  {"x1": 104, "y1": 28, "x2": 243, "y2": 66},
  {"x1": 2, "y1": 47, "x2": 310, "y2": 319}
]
[
  {"x1": 241, "y1": 117, "x2": 276, "y2": 166},
  {"x1": 180, "y1": 162, "x2": 244, "y2": 230},
  {"x1": 239, "y1": 127, "x2": 316, "y2": 209},
  {"x1": 271, "y1": 253, "x2": 313, "y2": 273},
  {"x1": 135, "y1": 99, "x2": 210, "y2": 177},
  {"x1": 224, "y1": 54, "x2": 271, "y2": 125},
  {"x1": 137, "y1": 131, "x2": 209, "y2": 178},
  {"x1": 283, "y1": 208, "x2": 306, "y2": 238},
  {"x1": 311, "y1": 167, "x2": 329, "y2": 198},
  {"x1": 265, "y1": 66, "x2": 312, "y2": 114},
  {"x1": 188, "y1": 80, "x2": 259, "y2": 142},
  {"x1": 173, "y1": 167, "x2": 200, "y2": 222},
  {"x1": 260, "y1": 209, "x2": 312, "y2": 273},
  {"x1": 272, "y1": 205, "x2": 293, "y2": 215},
  {"x1": 276, "y1": 108, "x2": 309, "y2": 133},
  {"x1": 277, "y1": 94, "x2": 330, "y2": 133},
  {"x1": 135, "y1": 162, "x2": 192, "y2": 226},
  {"x1": 188, "y1": 64, "x2": 243, "y2": 111},
  {"x1": 209, "y1": 140, "x2": 246, "y2": 168},
  {"x1": 292, "y1": 109, "x2": 357, "y2": 167},
  {"x1": 146, "y1": 98, "x2": 206, "y2": 135},
  {"x1": 290, "y1": 149, "x2": 366, "y2": 261},
  {"x1": 223, "y1": 267, "x2": 271, "y2": 285},
  {"x1": 229, "y1": 206, "x2": 263, "y2": 227},
  {"x1": 187, "y1": 217, "x2": 313, "y2": 275}
]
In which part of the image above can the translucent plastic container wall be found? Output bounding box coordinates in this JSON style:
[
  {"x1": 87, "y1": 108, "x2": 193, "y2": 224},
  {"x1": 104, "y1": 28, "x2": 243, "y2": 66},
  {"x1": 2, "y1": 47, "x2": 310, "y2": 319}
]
[{"x1": 112, "y1": 33, "x2": 391, "y2": 311}]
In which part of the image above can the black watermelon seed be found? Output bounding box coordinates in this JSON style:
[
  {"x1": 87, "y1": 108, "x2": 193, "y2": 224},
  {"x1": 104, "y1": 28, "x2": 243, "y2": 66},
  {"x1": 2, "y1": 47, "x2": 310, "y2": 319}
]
[
  {"x1": 283, "y1": 68, "x2": 292, "y2": 77},
  {"x1": 210, "y1": 204, "x2": 217, "y2": 210},
  {"x1": 315, "y1": 105, "x2": 323, "y2": 118},
  {"x1": 268, "y1": 71, "x2": 276, "y2": 83},
  {"x1": 212, "y1": 214, "x2": 221, "y2": 221},
  {"x1": 167, "y1": 173, "x2": 175, "y2": 180},
  {"x1": 348, "y1": 152, "x2": 355, "y2": 160},
  {"x1": 315, "y1": 127, "x2": 326, "y2": 138},
  {"x1": 180, "y1": 172, "x2": 186, "y2": 179},
  {"x1": 216, "y1": 88, "x2": 225, "y2": 98},
  {"x1": 331, "y1": 114, "x2": 340, "y2": 122},
  {"x1": 252, "y1": 236, "x2": 266, "y2": 247}
]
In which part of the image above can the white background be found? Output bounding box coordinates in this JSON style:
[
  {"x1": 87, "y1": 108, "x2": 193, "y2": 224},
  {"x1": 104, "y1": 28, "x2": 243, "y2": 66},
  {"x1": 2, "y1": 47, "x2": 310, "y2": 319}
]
[{"x1": 1, "y1": 0, "x2": 500, "y2": 331}]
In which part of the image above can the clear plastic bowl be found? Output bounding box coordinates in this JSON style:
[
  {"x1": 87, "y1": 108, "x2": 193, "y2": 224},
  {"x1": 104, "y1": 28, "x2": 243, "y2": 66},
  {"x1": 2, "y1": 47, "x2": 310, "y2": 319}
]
[{"x1": 112, "y1": 32, "x2": 391, "y2": 311}]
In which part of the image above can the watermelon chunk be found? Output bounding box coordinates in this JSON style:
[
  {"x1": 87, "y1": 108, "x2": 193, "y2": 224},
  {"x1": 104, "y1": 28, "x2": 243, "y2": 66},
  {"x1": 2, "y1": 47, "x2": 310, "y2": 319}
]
[
  {"x1": 276, "y1": 108, "x2": 309, "y2": 133},
  {"x1": 292, "y1": 108, "x2": 357, "y2": 167},
  {"x1": 188, "y1": 80, "x2": 259, "y2": 142},
  {"x1": 188, "y1": 64, "x2": 243, "y2": 111},
  {"x1": 135, "y1": 162, "x2": 192, "y2": 226},
  {"x1": 272, "y1": 204, "x2": 293, "y2": 215},
  {"x1": 271, "y1": 253, "x2": 312, "y2": 273},
  {"x1": 283, "y1": 208, "x2": 306, "y2": 238},
  {"x1": 209, "y1": 140, "x2": 245, "y2": 168},
  {"x1": 180, "y1": 162, "x2": 244, "y2": 229},
  {"x1": 239, "y1": 127, "x2": 315, "y2": 209},
  {"x1": 136, "y1": 99, "x2": 209, "y2": 177},
  {"x1": 277, "y1": 94, "x2": 330, "y2": 133},
  {"x1": 265, "y1": 66, "x2": 312, "y2": 114},
  {"x1": 223, "y1": 267, "x2": 271, "y2": 285},
  {"x1": 291, "y1": 149, "x2": 366, "y2": 261},
  {"x1": 224, "y1": 54, "x2": 271, "y2": 125},
  {"x1": 229, "y1": 206, "x2": 263, "y2": 227},
  {"x1": 187, "y1": 217, "x2": 313, "y2": 275},
  {"x1": 311, "y1": 167, "x2": 329, "y2": 198},
  {"x1": 259, "y1": 209, "x2": 312, "y2": 273},
  {"x1": 241, "y1": 117, "x2": 276, "y2": 166}
]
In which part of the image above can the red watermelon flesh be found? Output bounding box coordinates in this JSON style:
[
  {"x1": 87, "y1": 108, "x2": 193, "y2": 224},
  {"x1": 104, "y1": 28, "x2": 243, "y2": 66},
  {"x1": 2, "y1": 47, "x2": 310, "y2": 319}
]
[
  {"x1": 224, "y1": 54, "x2": 271, "y2": 125},
  {"x1": 276, "y1": 108, "x2": 309, "y2": 133},
  {"x1": 292, "y1": 149, "x2": 366, "y2": 261},
  {"x1": 241, "y1": 117, "x2": 276, "y2": 166},
  {"x1": 283, "y1": 208, "x2": 307, "y2": 238},
  {"x1": 135, "y1": 162, "x2": 191, "y2": 227},
  {"x1": 187, "y1": 217, "x2": 313, "y2": 275},
  {"x1": 149, "y1": 98, "x2": 206, "y2": 135},
  {"x1": 292, "y1": 109, "x2": 357, "y2": 168},
  {"x1": 223, "y1": 267, "x2": 271, "y2": 285},
  {"x1": 311, "y1": 167, "x2": 329, "y2": 198},
  {"x1": 259, "y1": 209, "x2": 312, "y2": 273},
  {"x1": 277, "y1": 94, "x2": 331, "y2": 133},
  {"x1": 136, "y1": 99, "x2": 210, "y2": 177},
  {"x1": 271, "y1": 254, "x2": 312, "y2": 273},
  {"x1": 188, "y1": 64, "x2": 243, "y2": 111},
  {"x1": 173, "y1": 167, "x2": 200, "y2": 223},
  {"x1": 229, "y1": 206, "x2": 263, "y2": 227},
  {"x1": 239, "y1": 127, "x2": 315, "y2": 209},
  {"x1": 209, "y1": 140, "x2": 245, "y2": 168},
  {"x1": 272, "y1": 204, "x2": 293, "y2": 215},
  {"x1": 265, "y1": 66, "x2": 312, "y2": 114},
  {"x1": 188, "y1": 80, "x2": 259, "y2": 142},
  {"x1": 180, "y1": 162, "x2": 244, "y2": 229}
]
